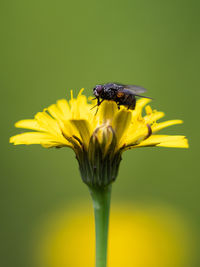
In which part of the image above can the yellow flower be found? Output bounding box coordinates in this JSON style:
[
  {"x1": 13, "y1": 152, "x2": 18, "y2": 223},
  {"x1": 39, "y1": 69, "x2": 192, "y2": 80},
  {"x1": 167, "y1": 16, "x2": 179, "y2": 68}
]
[{"x1": 10, "y1": 89, "x2": 188, "y2": 186}]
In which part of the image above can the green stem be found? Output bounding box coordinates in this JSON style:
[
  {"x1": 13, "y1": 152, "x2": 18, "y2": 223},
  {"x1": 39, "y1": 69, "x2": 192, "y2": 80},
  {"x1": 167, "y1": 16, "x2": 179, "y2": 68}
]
[{"x1": 89, "y1": 185, "x2": 112, "y2": 267}]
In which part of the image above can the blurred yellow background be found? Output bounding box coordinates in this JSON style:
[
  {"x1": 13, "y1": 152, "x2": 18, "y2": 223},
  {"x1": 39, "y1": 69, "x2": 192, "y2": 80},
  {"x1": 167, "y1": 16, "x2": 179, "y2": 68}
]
[
  {"x1": 35, "y1": 203, "x2": 194, "y2": 267},
  {"x1": 1, "y1": 0, "x2": 200, "y2": 266}
]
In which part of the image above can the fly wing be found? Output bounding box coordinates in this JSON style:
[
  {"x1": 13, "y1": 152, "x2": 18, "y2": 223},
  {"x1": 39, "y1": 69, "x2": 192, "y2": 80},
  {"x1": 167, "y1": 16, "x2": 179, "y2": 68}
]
[
  {"x1": 114, "y1": 83, "x2": 151, "y2": 99},
  {"x1": 120, "y1": 85, "x2": 152, "y2": 99},
  {"x1": 123, "y1": 85, "x2": 147, "y2": 94},
  {"x1": 114, "y1": 83, "x2": 147, "y2": 94}
]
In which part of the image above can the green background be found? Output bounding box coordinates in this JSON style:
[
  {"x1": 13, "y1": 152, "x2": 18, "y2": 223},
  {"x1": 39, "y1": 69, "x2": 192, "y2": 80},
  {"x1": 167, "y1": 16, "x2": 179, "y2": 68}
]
[{"x1": 1, "y1": 0, "x2": 200, "y2": 266}]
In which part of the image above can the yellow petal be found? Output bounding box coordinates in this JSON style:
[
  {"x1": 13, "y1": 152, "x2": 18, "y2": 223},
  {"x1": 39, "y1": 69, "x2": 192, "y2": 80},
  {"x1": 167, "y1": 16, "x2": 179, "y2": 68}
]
[
  {"x1": 113, "y1": 109, "x2": 132, "y2": 144},
  {"x1": 10, "y1": 132, "x2": 71, "y2": 147},
  {"x1": 157, "y1": 138, "x2": 189, "y2": 148},
  {"x1": 35, "y1": 112, "x2": 61, "y2": 134},
  {"x1": 136, "y1": 135, "x2": 189, "y2": 148},
  {"x1": 47, "y1": 104, "x2": 64, "y2": 122},
  {"x1": 145, "y1": 105, "x2": 152, "y2": 115},
  {"x1": 77, "y1": 88, "x2": 84, "y2": 97},
  {"x1": 144, "y1": 111, "x2": 165, "y2": 124},
  {"x1": 152, "y1": 120, "x2": 183, "y2": 133},
  {"x1": 135, "y1": 98, "x2": 151, "y2": 115},
  {"x1": 56, "y1": 99, "x2": 70, "y2": 119},
  {"x1": 98, "y1": 101, "x2": 118, "y2": 124},
  {"x1": 69, "y1": 94, "x2": 90, "y2": 119},
  {"x1": 70, "y1": 119, "x2": 92, "y2": 147},
  {"x1": 15, "y1": 119, "x2": 44, "y2": 131},
  {"x1": 124, "y1": 122, "x2": 150, "y2": 147}
]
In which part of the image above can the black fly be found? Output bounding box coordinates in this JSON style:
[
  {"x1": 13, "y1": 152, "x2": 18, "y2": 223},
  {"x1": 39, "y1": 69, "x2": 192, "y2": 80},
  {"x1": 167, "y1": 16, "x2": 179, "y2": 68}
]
[{"x1": 93, "y1": 83, "x2": 151, "y2": 110}]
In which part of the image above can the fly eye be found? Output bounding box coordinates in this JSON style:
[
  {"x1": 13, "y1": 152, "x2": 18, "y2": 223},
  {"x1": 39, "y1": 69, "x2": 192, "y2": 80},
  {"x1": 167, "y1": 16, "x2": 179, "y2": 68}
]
[{"x1": 96, "y1": 85, "x2": 103, "y2": 94}]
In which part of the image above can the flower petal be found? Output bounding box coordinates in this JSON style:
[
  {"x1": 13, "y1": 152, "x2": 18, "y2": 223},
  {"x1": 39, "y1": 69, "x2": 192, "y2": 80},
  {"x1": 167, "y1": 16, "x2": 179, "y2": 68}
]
[
  {"x1": 98, "y1": 101, "x2": 118, "y2": 124},
  {"x1": 70, "y1": 119, "x2": 92, "y2": 147},
  {"x1": 144, "y1": 110, "x2": 165, "y2": 124},
  {"x1": 135, "y1": 98, "x2": 151, "y2": 115},
  {"x1": 124, "y1": 122, "x2": 150, "y2": 147},
  {"x1": 152, "y1": 120, "x2": 183, "y2": 133},
  {"x1": 56, "y1": 99, "x2": 71, "y2": 119},
  {"x1": 9, "y1": 132, "x2": 71, "y2": 147},
  {"x1": 47, "y1": 104, "x2": 64, "y2": 122},
  {"x1": 15, "y1": 119, "x2": 44, "y2": 131},
  {"x1": 156, "y1": 138, "x2": 189, "y2": 148},
  {"x1": 113, "y1": 109, "x2": 132, "y2": 144},
  {"x1": 35, "y1": 112, "x2": 61, "y2": 134},
  {"x1": 69, "y1": 94, "x2": 90, "y2": 119},
  {"x1": 135, "y1": 135, "x2": 189, "y2": 148}
]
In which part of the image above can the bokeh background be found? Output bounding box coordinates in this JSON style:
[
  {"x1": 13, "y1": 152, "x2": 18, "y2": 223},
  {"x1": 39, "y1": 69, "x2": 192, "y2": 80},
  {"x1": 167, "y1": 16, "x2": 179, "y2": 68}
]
[{"x1": 1, "y1": 0, "x2": 200, "y2": 266}]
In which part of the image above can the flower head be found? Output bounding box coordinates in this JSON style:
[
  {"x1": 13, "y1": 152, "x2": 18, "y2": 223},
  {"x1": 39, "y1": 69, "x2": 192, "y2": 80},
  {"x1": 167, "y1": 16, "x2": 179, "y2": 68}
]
[{"x1": 10, "y1": 89, "x2": 188, "y2": 186}]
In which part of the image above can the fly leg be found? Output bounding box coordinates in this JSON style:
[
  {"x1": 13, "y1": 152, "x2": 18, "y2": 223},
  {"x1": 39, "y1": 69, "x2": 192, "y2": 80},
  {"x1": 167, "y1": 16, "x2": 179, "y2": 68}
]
[
  {"x1": 98, "y1": 98, "x2": 104, "y2": 106},
  {"x1": 91, "y1": 98, "x2": 105, "y2": 115},
  {"x1": 127, "y1": 98, "x2": 136, "y2": 110},
  {"x1": 90, "y1": 97, "x2": 103, "y2": 110},
  {"x1": 94, "y1": 99, "x2": 104, "y2": 115}
]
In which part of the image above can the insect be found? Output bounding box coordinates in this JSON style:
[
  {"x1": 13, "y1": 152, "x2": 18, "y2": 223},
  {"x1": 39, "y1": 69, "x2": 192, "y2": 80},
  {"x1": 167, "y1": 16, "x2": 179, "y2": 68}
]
[{"x1": 93, "y1": 82, "x2": 151, "y2": 110}]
